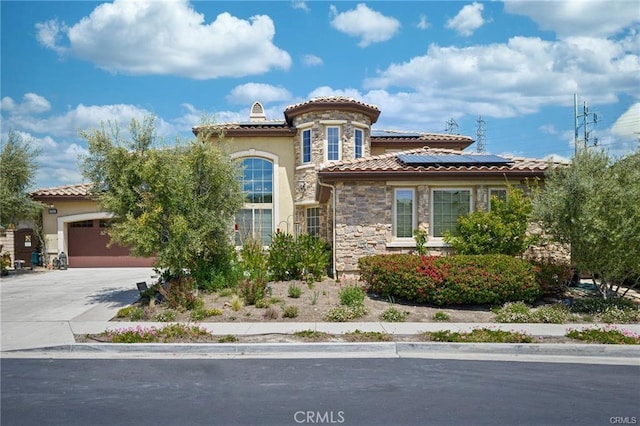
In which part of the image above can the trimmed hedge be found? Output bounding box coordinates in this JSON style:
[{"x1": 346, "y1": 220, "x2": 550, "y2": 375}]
[{"x1": 358, "y1": 254, "x2": 540, "y2": 306}]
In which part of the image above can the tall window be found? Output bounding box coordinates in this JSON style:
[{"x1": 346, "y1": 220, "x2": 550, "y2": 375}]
[
  {"x1": 306, "y1": 207, "x2": 320, "y2": 236},
  {"x1": 432, "y1": 189, "x2": 472, "y2": 237},
  {"x1": 327, "y1": 127, "x2": 340, "y2": 161},
  {"x1": 354, "y1": 129, "x2": 363, "y2": 159},
  {"x1": 302, "y1": 129, "x2": 311, "y2": 164},
  {"x1": 236, "y1": 158, "x2": 273, "y2": 245},
  {"x1": 394, "y1": 188, "x2": 415, "y2": 238}
]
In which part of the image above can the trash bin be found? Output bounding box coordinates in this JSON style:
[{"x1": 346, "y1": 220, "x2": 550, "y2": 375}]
[{"x1": 31, "y1": 251, "x2": 39, "y2": 269}]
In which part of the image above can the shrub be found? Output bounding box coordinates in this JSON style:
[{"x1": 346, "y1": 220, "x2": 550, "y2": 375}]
[
  {"x1": 432, "y1": 312, "x2": 451, "y2": 322},
  {"x1": 190, "y1": 307, "x2": 223, "y2": 321},
  {"x1": 339, "y1": 284, "x2": 366, "y2": 307},
  {"x1": 288, "y1": 282, "x2": 302, "y2": 298},
  {"x1": 117, "y1": 306, "x2": 141, "y2": 319},
  {"x1": 599, "y1": 306, "x2": 640, "y2": 324},
  {"x1": 380, "y1": 307, "x2": 409, "y2": 322},
  {"x1": 324, "y1": 305, "x2": 368, "y2": 322},
  {"x1": 444, "y1": 186, "x2": 535, "y2": 256},
  {"x1": 532, "y1": 260, "x2": 572, "y2": 296},
  {"x1": 293, "y1": 330, "x2": 331, "y2": 342},
  {"x1": 531, "y1": 304, "x2": 571, "y2": 324},
  {"x1": 267, "y1": 232, "x2": 330, "y2": 282},
  {"x1": 218, "y1": 335, "x2": 238, "y2": 343},
  {"x1": 572, "y1": 297, "x2": 638, "y2": 314},
  {"x1": 154, "y1": 310, "x2": 177, "y2": 322},
  {"x1": 254, "y1": 298, "x2": 271, "y2": 309},
  {"x1": 190, "y1": 242, "x2": 242, "y2": 291},
  {"x1": 239, "y1": 238, "x2": 268, "y2": 282},
  {"x1": 158, "y1": 275, "x2": 201, "y2": 311},
  {"x1": 239, "y1": 278, "x2": 267, "y2": 305},
  {"x1": 263, "y1": 306, "x2": 279, "y2": 320},
  {"x1": 493, "y1": 301, "x2": 532, "y2": 323},
  {"x1": 282, "y1": 305, "x2": 299, "y2": 318},
  {"x1": 566, "y1": 326, "x2": 640, "y2": 344},
  {"x1": 230, "y1": 295, "x2": 244, "y2": 311},
  {"x1": 105, "y1": 324, "x2": 211, "y2": 343},
  {"x1": 359, "y1": 254, "x2": 540, "y2": 306}
]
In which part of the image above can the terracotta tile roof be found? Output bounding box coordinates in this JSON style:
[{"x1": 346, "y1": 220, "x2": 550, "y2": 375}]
[
  {"x1": 371, "y1": 130, "x2": 473, "y2": 143},
  {"x1": 284, "y1": 96, "x2": 380, "y2": 113},
  {"x1": 193, "y1": 120, "x2": 288, "y2": 131},
  {"x1": 30, "y1": 183, "x2": 93, "y2": 198},
  {"x1": 318, "y1": 147, "x2": 566, "y2": 178}
]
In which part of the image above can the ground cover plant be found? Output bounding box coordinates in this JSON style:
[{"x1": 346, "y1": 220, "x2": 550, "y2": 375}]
[
  {"x1": 419, "y1": 328, "x2": 535, "y2": 343},
  {"x1": 565, "y1": 326, "x2": 640, "y2": 344}
]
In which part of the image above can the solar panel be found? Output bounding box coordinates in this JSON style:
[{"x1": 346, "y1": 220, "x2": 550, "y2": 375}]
[{"x1": 397, "y1": 154, "x2": 512, "y2": 166}]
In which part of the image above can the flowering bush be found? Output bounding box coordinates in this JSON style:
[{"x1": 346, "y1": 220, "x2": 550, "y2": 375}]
[
  {"x1": 420, "y1": 327, "x2": 535, "y2": 343},
  {"x1": 104, "y1": 324, "x2": 212, "y2": 343},
  {"x1": 359, "y1": 254, "x2": 540, "y2": 306}
]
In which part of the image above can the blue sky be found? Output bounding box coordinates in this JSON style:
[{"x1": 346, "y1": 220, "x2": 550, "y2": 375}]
[{"x1": 1, "y1": 0, "x2": 639, "y2": 189}]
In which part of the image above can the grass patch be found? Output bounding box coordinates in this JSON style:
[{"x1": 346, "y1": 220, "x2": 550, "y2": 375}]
[
  {"x1": 432, "y1": 311, "x2": 451, "y2": 322},
  {"x1": 293, "y1": 330, "x2": 332, "y2": 342},
  {"x1": 343, "y1": 329, "x2": 393, "y2": 342},
  {"x1": 419, "y1": 327, "x2": 535, "y2": 343},
  {"x1": 217, "y1": 335, "x2": 238, "y2": 343},
  {"x1": 288, "y1": 283, "x2": 302, "y2": 298}
]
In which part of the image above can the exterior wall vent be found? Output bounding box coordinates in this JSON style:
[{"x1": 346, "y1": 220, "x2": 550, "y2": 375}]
[{"x1": 250, "y1": 101, "x2": 267, "y2": 122}]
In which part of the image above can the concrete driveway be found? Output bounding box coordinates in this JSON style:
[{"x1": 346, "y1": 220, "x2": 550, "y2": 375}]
[{"x1": 1, "y1": 268, "x2": 155, "y2": 351}]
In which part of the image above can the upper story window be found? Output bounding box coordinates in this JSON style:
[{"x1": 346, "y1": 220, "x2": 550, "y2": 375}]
[
  {"x1": 302, "y1": 129, "x2": 312, "y2": 164},
  {"x1": 236, "y1": 157, "x2": 274, "y2": 245},
  {"x1": 327, "y1": 126, "x2": 340, "y2": 161},
  {"x1": 354, "y1": 128, "x2": 363, "y2": 159},
  {"x1": 393, "y1": 188, "x2": 415, "y2": 239},
  {"x1": 431, "y1": 189, "x2": 472, "y2": 238}
]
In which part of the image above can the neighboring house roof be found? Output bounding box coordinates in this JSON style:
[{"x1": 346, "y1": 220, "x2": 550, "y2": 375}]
[
  {"x1": 317, "y1": 147, "x2": 565, "y2": 182},
  {"x1": 30, "y1": 183, "x2": 93, "y2": 201},
  {"x1": 192, "y1": 120, "x2": 295, "y2": 138},
  {"x1": 371, "y1": 130, "x2": 474, "y2": 151}
]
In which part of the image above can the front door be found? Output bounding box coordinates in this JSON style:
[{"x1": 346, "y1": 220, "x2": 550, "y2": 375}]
[{"x1": 14, "y1": 228, "x2": 39, "y2": 268}]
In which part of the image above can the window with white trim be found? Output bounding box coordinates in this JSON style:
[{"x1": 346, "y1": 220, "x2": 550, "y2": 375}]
[
  {"x1": 394, "y1": 188, "x2": 415, "y2": 239},
  {"x1": 327, "y1": 126, "x2": 340, "y2": 161},
  {"x1": 431, "y1": 189, "x2": 472, "y2": 237},
  {"x1": 354, "y1": 128, "x2": 363, "y2": 159},
  {"x1": 236, "y1": 157, "x2": 273, "y2": 245},
  {"x1": 306, "y1": 207, "x2": 320, "y2": 236},
  {"x1": 301, "y1": 129, "x2": 311, "y2": 164}
]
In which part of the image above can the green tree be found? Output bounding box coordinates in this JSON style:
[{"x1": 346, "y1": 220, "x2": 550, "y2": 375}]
[
  {"x1": 80, "y1": 116, "x2": 244, "y2": 280},
  {"x1": 444, "y1": 186, "x2": 535, "y2": 256},
  {"x1": 0, "y1": 131, "x2": 42, "y2": 227},
  {"x1": 532, "y1": 149, "x2": 640, "y2": 298}
]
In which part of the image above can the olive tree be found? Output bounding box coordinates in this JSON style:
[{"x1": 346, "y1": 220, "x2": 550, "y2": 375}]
[
  {"x1": 532, "y1": 149, "x2": 640, "y2": 298},
  {"x1": 0, "y1": 131, "x2": 42, "y2": 227},
  {"x1": 80, "y1": 117, "x2": 244, "y2": 281}
]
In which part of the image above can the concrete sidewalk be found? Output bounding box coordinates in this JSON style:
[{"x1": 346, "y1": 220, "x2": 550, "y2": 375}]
[{"x1": 1, "y1": 268, "x2": 639, "y2": 363}]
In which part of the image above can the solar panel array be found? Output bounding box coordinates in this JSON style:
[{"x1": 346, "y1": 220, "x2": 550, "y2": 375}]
[{"x1": 397, "y1": 154, "x2": 512, "y2": 166}]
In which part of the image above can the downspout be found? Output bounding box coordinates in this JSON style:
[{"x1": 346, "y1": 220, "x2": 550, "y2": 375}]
[{"x1": 317, "y1": 180, "x2": 337, "y2": 279}]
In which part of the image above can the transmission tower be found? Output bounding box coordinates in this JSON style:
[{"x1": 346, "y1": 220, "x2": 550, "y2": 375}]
[
  {"x1": 445, "y1": 118, "x2": 458, "y2": 135},
  {"x1": 574, "y1": 93, "x2": 599, "y2": 154},
  {"x1": 476, "y1": 116, "x2": 486, "y2": 153}
]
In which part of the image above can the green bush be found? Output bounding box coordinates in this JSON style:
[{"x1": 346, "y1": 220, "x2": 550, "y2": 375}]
[
  {"x1": 421, "y1": 328, "x2": 535, "y2": 343},
  {"x1": 267, "y1": 231, "x2": 330, "y2": 282},
  {"x1": 158, "y1": 275, "x2": 202, "y2": 311},
  {"x1": 432, "y1": 312, "x2": 451, "y2": 322},
  {"x1": 531, "y1": 304, "x2": 571, "y2": 323},
  {"x1": 190, "y1": 307, "x2": 223, "y2": 321},
  {"x1": 282, "y1": 305, "x2": 299, "y2": 318},
  {"x1": 359, "y1": 254, "x2": 540, "y2": 306},
  {"x1": 239, "y1": 277, "x2": 267, "y2": 305},
  {"x1": 532, "y1": 260, "x2": 572, "y2": 296},
  {"x1": 154, "y1": 310, "x2": 177, "y2": 322},
  {"x1": 572, "y1": 297, "x2": 638, "y2": 314},
  {"x1": 190, "y1": 241, "x2": 242, "y2": 291},
  {"x1": 239, "y1": 238, "x2": 268, "y2": 282},
  {"x1": 444, "y1": 186, "x2": 535, "y2": 256},
  {"x1": 493, "y1": 301, "x2": 532, "y2": 323},
  {"x1": 566, "y1": 327, "x2": 640, "y2": 344},
  {"x1": 339, "y1": 284, "x2": 366, "y2": 307}
]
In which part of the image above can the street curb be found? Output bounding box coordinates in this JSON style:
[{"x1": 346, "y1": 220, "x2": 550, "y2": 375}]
[{"x1": 7, "y1": 342, "x2": 639, "y2": 360}]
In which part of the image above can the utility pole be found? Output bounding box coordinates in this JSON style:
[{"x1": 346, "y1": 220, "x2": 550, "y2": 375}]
[
  {"x1": 476, "y1": 116, "x2": 486, "y2": 153},
  {"x1": 574, "y1": 93, "x2": 598, "y2": 154},
  {"x1": 445, "y1": 118, "x2": 458, "y2": 135}
]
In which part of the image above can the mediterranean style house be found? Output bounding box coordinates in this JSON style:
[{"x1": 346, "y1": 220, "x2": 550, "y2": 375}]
[{"x1": 30, "y1": 96, "x2": 560, "y2": 275}]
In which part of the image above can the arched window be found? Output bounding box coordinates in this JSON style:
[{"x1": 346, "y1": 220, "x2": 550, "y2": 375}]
[{"x1": 236, "y1": 157, "x2": 273, "y2": 245}]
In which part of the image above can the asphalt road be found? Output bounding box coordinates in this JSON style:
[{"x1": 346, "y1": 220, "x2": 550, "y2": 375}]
[{"x1": 2, "y1": 358, "x2": 638, "y2": 426}]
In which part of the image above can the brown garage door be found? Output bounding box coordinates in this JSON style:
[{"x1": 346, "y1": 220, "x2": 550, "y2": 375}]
[{"x1": 67, "y1": 219, "x2": 154, "y2": 267}]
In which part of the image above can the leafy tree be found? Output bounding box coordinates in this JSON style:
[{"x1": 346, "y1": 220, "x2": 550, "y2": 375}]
[
  {"x1": 0, "y1": 131, "x2": 43, "y2": 227},
  {"x1": 532, "y1": 149, "x2": 640, "y2": 298},
  {"x1": 444, "y1": 186, "x2": 535, "y2": 256},
  {"x1": 80, "y1": 116, "x2": 244, "y2": 280}
]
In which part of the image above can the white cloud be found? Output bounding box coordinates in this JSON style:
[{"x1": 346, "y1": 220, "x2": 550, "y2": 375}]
[
  {"x1": 35, "y1": 0, "x2": 291, "y2": 79},
  {"x1": 539, "y1": 124, "x2": 558, "y2": 135},
  {"x1": 291, "y1": 1, "x2": 309, "y2": 12},
  {"x1": 504, "y1": 0, "x2": 640, "y2": 38},
  {"x1": 611, "y1": 103, "x2": 640, "y2": 138},
  {"x1": 329, "y1": 3, "x2": 401, "y2": 47},
  {"x1": 364, "y1": 35, "x2": 640, "y2": 120},
  {"x1": 417, "y1": 15, "x2": 430, "y2": 30},
  {"x1": 302, "y1": 54, "x2": 324, "y2": 67},
  {"x1": 227, "y1": 83, "x2": 292, "y2": 105},
  {"x1": 446, "y1": 2, "x2": 485, "y2": 37}
]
